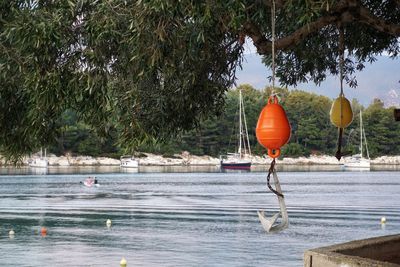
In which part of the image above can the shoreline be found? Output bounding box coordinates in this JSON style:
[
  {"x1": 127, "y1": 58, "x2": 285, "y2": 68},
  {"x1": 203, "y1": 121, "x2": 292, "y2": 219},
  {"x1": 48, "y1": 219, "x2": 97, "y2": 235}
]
[{"x1": 2, "y1": 153, "x2": 400, "y2": 167}]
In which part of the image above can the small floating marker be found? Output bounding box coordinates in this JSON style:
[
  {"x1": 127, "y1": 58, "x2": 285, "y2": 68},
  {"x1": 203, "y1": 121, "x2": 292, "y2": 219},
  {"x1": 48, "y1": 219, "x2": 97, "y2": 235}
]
[
  {"x1": 381, "y1": 217, "x2": 386, "y2": 224},
  {"x1": 106, "y1": 219, "x2": 112, "y2": 228},
  {"x1": 41, "y1": 227, "x2": 47, "y2": 237},
  {"x1": 120, "y1": 257, "x2": 127, "y2": 267},
  {"x1": 9, "y1": 229, "x2": 15, "y2": 238}
]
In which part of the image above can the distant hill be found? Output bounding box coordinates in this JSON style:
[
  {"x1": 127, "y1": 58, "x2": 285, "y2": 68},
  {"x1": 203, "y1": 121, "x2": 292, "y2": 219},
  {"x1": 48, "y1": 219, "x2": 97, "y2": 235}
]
[{"x1": 236, "y1": 53, "x2": 400, "y2": 107}]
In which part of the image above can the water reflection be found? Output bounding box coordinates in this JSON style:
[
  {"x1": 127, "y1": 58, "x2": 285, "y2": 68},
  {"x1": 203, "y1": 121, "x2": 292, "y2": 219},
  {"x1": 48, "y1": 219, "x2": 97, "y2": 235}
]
[
  {"x1": 120, "y1": 167, "x2": 139, "y2": 174},
  {"x1": 0, "y1": 163, "x2": 399, "y2": 175},
  {"x1": 30, "y1": 167, "x2": 48, "y2": 176}
]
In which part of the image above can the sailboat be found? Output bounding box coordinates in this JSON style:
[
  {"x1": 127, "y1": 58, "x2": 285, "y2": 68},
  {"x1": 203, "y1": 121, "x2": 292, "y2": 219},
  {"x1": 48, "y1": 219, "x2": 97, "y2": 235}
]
[
  {"x1": 220, "y1": 89, "x2": 252, "y2": 170},
  {"x1": 29, "y1": 148, "x2": 49, "y2": 168},
  {"x1": 344, "y1": 111, "x2": 370, "y2": 170}
]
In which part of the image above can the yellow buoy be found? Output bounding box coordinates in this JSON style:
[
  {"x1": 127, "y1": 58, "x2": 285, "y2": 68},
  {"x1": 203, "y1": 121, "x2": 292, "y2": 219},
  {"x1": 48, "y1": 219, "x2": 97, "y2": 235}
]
[
  {"x1": 106, "y1": 219, "x2": 112, "y2": 228},
  {"x1": 330, "y1": 95, "x2": 353, "y2": 160},
  {"x1": 381, "y1": 217, "x2": 386, "y2": 224},
  {"x1": 120, "y1": 257, "x2": 127, "y2": 267},
  {"x1": 330, "y1": 95, "x2": 353, "y2": 128}
]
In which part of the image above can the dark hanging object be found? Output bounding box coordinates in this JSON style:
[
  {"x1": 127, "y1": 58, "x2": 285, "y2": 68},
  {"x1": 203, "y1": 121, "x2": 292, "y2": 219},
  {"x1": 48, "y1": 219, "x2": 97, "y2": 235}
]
[{"x1": 394, "y1": 109, "x2": 400, "y2": 121}]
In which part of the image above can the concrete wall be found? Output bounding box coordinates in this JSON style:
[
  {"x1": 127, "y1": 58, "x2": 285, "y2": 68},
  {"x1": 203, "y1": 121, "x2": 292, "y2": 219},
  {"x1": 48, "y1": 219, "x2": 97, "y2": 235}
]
[{"x1": 304, "y1": 234, "x2": 400, "y2": 267}]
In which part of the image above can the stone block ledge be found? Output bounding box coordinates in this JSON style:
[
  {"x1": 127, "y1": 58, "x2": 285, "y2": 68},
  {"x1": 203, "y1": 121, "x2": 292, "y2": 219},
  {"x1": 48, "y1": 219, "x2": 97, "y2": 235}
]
[{"x1": 304, "y1": 234, "x2": 400, "y2": 267}]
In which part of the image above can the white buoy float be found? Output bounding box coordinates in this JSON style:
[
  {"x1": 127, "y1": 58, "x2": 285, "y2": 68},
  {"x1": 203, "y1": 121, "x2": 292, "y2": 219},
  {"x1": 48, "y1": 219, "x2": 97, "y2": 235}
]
[
  {"x1": 106, "y1": 219, "x2": 112, "y2": 228},
  {"x1": 381, "y1": 217, "x2": 386, "y2": 224},
  {"x1": 120, "y1": 257, "x2": 127, "y2": 267},
  {"x1": 9, "y1": 229, "x2": 15, "y2": 238}
]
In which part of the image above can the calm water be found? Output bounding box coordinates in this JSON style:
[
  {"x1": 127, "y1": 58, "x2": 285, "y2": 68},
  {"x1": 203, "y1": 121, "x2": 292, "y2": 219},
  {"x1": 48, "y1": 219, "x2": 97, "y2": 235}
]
[{"x1": 0, "y1": 168, "x2": 399, "y2": 266}]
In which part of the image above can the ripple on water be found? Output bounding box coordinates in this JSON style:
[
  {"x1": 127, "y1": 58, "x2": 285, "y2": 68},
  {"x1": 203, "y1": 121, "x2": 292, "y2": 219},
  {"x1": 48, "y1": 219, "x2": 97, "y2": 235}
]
[{"x1": 0, "y1": 171, "x2": 399, "y2": 266}]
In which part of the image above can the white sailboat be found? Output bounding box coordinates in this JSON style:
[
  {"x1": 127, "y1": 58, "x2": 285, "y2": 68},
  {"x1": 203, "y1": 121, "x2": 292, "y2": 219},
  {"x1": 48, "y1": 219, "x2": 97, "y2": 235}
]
[
  {"x1": 220, "y1": 89, "x2": 252, "y2": 170},
  {"x1": 344, "y1": 111, "x2": 370, "y2": 170},
  {"x1": 29, "y1": 148, "x2": 49, "y2": 168}
]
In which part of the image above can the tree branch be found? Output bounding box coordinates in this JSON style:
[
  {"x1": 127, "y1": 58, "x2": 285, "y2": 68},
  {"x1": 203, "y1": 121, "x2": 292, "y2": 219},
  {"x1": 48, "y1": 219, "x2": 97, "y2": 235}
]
[
  {"x1": 260, "y1": 0, "x2": 286, "y2": 8},
  {"x1": 243, "y1": 0, "x2": 400, "y2": 56},
  {"x1": 358, "y1": 6, "x2": 400, "y2": 36},
  {"x1": 243, "y1": 15, "x2": 339, "y2": 55}
]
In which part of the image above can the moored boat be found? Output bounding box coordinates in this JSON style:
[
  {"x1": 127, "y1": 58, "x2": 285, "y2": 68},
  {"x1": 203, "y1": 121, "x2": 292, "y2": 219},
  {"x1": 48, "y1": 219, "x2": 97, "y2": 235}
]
[
  {"x1": 220, "y1": 89, "x2": 252, "y2": 170},
  {"x1": 220, "y1": 154, "x2": 251, "y2": 170},
  {"x1": 29, "y1": 148, "x2": 48, "y2": 168},
  {"x1": 120, "y1": 155, "x2": 139, "y2": 168},
  {"x1": 344, "y1": 111, "x2": 370, "y2": 170}
]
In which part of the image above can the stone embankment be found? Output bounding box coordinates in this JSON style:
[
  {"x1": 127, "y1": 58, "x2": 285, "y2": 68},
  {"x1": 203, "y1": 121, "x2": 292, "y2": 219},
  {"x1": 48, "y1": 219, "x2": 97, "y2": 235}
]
[
  {"x1": 371, "y1": 156, "x2": 400, "y2": 165},
  {"x1": 1, "y1": 152, "x2": 400, "y2": 166}
]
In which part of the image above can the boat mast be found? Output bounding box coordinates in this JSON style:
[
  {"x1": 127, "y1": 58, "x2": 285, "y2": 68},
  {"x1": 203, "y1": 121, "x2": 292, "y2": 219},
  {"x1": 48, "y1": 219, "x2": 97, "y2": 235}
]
[
  {"x1": 238, "y1": 89, "x2": 242, "y2": 157},
  {"x1": 360, "y1": 111, "x2": 363, "y2": 157},
  {"x1": 241, "y1": 91, "x2": 252, "y2": 156},
  {"x1": 363, "y1": 126, "x2": 370, "y2": 159},
  {"x1": 361, "y1": 110, "x2": 370, "y2": 159}
]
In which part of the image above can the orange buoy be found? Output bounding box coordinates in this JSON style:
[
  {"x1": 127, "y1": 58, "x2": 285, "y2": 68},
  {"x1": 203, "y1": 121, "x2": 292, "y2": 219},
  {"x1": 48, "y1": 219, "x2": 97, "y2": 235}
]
[
  {"x1": 256, "y1": 95, "x2": 291, "y2": 158},
  {"x1": 41, "y1": 227, "x2": 47, "y2": 237}
]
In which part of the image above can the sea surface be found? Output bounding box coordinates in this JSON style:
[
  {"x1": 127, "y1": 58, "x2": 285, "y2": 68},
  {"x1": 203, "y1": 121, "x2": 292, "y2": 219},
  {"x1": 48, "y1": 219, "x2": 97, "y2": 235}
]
[{"x1": 0, "y1": 166, "x2": 399, "y2": 266}]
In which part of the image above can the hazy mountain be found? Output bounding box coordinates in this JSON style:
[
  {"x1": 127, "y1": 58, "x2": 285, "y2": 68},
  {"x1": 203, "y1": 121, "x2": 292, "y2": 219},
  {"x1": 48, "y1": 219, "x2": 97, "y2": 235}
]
[
  {"x1": 384, "y1": 89, "x2": 400, "y2": 108},
  {"x1": 236, "y1": 53, "x2": 400, "y2": 107}
]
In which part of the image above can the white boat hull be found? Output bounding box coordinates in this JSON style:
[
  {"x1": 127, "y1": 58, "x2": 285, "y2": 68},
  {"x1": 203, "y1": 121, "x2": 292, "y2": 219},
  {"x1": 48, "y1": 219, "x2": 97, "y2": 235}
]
[
  {"x1": 29, "y1": 159, "x2": 48, "y2": 168},
  {"x1": 120, "y1": 158, "x2": 139, "y2": 168},
  {"x1": 344, "y1": 162, "x2": 370, "y2": 168},
  {"x1": 344, "y1": 158, "x2": 370, "y2": 170}
]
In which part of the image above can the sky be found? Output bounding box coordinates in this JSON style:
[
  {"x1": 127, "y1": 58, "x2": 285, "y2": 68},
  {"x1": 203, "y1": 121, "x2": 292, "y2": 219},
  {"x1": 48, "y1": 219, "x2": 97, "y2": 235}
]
[{"x1": 236, "y1": 43, "x2": 400, "y2": 107}]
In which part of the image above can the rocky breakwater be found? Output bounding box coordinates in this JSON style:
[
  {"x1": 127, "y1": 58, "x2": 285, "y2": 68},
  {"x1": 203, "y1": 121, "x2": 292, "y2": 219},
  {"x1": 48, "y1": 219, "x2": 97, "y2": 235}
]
[
  {"x1": 3, "y1": 153, "x2": 400, "y2": 167},
  {"x1": 138, "y1": 152, "x2": 220, "y2": 166},
  {"x1": 65, "y1": 156, "x2": 120, "y2": 166},
  {"x1": 21, "y1": 154, "x2": 120, "y2": 166},
  {"x1": 372, "y1": 156, "x2": 400, "y2": 165},
  {"x1": 139, "y1": 153, "x2": 343, "y2": 166},
  {"x1": 277, "y1": 155, "x2": 342, "y2": 165}
]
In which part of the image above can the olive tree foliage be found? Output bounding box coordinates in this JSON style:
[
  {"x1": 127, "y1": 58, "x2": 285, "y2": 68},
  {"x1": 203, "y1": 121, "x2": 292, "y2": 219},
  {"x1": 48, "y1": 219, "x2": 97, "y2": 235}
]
[
  {"x1": 1, "y1": 0, "x2": 242, "y2": 159},
  {"x1": 0, "y1": 0, "x2": 399, "y2": 160}
]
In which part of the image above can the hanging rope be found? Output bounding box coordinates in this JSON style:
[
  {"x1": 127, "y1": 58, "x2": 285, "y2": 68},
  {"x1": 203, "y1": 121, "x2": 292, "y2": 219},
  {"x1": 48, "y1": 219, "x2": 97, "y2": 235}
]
[
  {"x1": 264, "y1": 0, "x2": 284, "y2": 198},
  {"x1": 339, "y1": 25, "x2": 344, "y2": 96},
  {"x1": 271, "y1": 0, "x2": 276, "y2": 89},
  {"x1": 266, "y1": 159, "x2": 284, "y2": 198}
]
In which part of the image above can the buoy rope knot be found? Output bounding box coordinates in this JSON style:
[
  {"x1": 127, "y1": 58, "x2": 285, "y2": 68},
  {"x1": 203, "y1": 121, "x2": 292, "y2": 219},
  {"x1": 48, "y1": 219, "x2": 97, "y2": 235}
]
[
  {"x1": 266, "y1": 159, "x2": 284, "y2": 198},
  {"x1": 267, "y1": 94, "x2": 279, "y2": 105}
]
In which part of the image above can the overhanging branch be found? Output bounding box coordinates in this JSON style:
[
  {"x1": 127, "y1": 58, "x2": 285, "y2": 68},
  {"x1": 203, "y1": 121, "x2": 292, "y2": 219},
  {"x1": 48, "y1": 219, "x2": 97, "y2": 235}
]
[
  {"x1": 243, "y1": 15, "x2": 338, "y2": 55},
  {"x1": 358, "y1": 6, "x2": 400, "y2": 36},
  {"x1": 244, "y1": 0, "x2": 400, "y2": 56}
]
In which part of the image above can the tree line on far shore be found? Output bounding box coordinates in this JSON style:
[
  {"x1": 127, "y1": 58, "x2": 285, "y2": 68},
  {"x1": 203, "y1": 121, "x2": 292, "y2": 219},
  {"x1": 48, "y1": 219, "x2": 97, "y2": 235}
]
[{"x1": 47, "y1": 84, "x2": 400, "y2": 159}]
